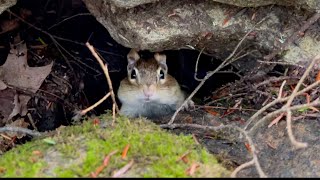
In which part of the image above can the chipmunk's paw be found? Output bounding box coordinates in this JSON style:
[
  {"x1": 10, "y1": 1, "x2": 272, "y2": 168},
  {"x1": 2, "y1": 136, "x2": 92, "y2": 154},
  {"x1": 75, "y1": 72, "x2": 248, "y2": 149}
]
[{"x1": 181, "y1": 99, "x2": 195, "y2": 111}]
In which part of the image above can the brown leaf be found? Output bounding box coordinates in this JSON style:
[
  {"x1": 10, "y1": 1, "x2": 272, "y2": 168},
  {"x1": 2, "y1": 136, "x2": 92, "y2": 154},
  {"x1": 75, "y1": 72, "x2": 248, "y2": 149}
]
[
  {"x1": 0, "y1": 19, "x2": 20, "y2": 34},
  {"x1": 204, "y1": 107, "x2": 220, "y2": 116},
  {"x1": 121, "y1": 144, "x2": 130, "y2": 159},
  {"x1": 0, "y1": 167, "x2": 6, "y2": 173},
  {"x1": 0, "y1": 35, "x2": 53, "y2": 123},
  {"x1": 245, "y1": 143, "x2": 252, "y2": 153}
]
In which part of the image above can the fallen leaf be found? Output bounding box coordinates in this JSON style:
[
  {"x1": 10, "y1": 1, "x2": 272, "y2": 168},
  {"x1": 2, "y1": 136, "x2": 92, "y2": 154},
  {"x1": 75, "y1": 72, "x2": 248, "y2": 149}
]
[
  {"x1": 0, "y1": 19, "x2": 20, "y2": 34},
  {"x1": 222, "y1": 17, "x2": 231, "y2": 26},
  {"x1": 121, "y1": 144, "x2": 130, "y2": 159},
  {"x1": 43, "y1": 138, "x2": 56, "y2": 145},
  {"x1": 0, "y1": 167, "x2": 6, "y2": 173},
  {"x1": 0, "y1": 35, "x2": 53, "y2": 124},
  {"x1": 204, "y1": 107, "x2": 220, "y2": 116},
  {"x1": 93, "y1": 165, "x2": 105, "y2": 177},
  {"x1": 245, "y1": 143, "x2": 252, "y2": 153}
]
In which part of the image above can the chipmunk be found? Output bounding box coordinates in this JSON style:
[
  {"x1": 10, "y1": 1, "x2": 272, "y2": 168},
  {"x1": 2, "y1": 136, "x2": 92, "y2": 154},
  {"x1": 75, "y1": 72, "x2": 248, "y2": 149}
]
[{"x1": 117, "y1": 49, "x2": 194, "y2": 119}]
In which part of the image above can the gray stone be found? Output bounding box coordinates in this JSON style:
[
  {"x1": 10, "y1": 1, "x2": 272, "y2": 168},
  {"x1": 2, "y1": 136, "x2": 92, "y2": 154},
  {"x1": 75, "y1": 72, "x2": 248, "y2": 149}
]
[
  {"x1": 0, "y1": 0, "x2": 16, "y2": 14},
  {"x1": 83, "y1": 0, "x2": 320, "y2": 73}
]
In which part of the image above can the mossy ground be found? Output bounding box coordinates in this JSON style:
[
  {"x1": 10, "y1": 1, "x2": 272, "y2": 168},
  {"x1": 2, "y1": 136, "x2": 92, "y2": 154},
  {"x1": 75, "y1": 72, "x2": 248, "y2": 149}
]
[{"x1": 0, "y1": 113, "x2": 230, "y2": 177}]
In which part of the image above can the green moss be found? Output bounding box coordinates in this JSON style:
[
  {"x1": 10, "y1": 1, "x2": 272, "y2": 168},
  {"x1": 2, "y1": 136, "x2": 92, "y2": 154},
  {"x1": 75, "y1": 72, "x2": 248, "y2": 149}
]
[{"x1": 0, "y1": 113, "x2": 230, "y2": 177}]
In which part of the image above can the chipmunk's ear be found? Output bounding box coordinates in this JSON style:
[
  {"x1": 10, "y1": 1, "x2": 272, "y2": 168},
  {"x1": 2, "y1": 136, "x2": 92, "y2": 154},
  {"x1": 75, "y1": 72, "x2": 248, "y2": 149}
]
[
  {"x1": 154, "y1": 53, "x2": 166, "y2": 65},
  {"x1": 155, "y1": 53, "x2": 168, "y2": 74},
  {"x1": 127, "y1": 49, "x2": 140, "y2": 65}
]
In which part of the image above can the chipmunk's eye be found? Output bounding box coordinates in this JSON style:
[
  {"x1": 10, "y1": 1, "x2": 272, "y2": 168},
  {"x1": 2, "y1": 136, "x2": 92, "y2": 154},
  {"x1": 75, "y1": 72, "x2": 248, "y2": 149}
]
[
  {"x1": 159, "y1": 70, "x2": 165, "y2": 80},
  {"x1": 131, "y1": 69, "x2": 136, "y2": 79}
]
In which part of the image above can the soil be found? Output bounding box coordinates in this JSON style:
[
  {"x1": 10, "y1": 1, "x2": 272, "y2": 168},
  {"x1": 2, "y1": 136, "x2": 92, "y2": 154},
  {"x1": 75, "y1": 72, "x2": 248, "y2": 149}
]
[{"x1": 0, "y1": 0, "x2": 320, "y2": 178}]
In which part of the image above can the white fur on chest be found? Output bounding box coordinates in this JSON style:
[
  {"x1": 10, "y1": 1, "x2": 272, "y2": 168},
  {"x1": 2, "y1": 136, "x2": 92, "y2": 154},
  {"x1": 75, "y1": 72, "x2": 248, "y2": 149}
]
[{"x1": 119, "y1": 100, "x2": 176, "y2": 119}]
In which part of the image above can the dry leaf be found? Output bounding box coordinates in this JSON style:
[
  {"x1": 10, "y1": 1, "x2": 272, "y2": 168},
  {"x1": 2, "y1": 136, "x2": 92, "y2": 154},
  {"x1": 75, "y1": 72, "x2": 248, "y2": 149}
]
[
  {"x1": 121, "y1": 144, "x2": 130, "y2": 159},
  {"x1": 0, "y1": 35, "x2": 53, "y2": 124},
  {"x1": 204, "y1": 107, "x2": 219, "y2": 116}
]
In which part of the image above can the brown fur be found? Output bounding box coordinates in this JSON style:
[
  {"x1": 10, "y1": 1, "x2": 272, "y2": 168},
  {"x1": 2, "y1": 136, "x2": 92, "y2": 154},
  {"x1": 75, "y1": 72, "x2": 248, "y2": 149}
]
[{"x1": 117, "y1": 49, "x2": 189, "y2": 118}]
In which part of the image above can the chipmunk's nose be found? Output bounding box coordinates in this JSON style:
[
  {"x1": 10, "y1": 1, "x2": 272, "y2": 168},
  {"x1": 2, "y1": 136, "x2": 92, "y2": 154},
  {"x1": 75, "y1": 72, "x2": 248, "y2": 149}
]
[{"x1": 143, "y1": 85, "x2": 156, "y2": 98}]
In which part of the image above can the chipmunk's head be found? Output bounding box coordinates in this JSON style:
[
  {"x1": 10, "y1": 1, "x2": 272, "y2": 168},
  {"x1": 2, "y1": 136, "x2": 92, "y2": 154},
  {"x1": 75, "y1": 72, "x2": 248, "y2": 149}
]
[{"x1": 126, "y1": 49, "x2": 168, "y2": 102}]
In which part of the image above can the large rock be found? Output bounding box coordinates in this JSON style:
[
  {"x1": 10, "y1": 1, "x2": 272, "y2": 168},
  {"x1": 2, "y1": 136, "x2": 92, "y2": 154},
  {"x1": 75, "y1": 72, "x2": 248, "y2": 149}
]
[
  {"x1": 83, "y1": 0, "x2": 319, "y2": 67},
  {"x1": 0, "y1": 0, "x2": 16, "y2": 14},
  {"x1": 108, "y1": 0, "x2": 320, "y2": 11}
]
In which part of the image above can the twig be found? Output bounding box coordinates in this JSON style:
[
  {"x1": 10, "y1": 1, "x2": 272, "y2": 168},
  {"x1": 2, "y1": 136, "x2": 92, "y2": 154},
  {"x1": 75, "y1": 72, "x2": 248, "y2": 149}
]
[
  {"x1": 112, "y1": 160, "x2": 134, "y2": 177},
  {"x1": 0, "y1": 126, "x2": 41, "y2": 136},
  {"x1": 198, "y1": 93, "x2": 247, "y2": 111},
  {"x1": 194, "y1": 47, "x2": 205, "y2": 81},
  {"x1": 86, "y1": 42, "x2": 119, "y2": 113},
  {"x1": 244, "y1": 80, "x2": 320, "y2": 130},
  {"x1": 231, "y1": 159, "x2": 254, "y2": 178},
  {"x1": 168, "y1": 16, "x2": 269, "y2": 125},
  {"x1": 278, "y1": 80, "x2": 286, "y2": 99},
  {"x1": 27, "y1": 113, "x2": 38, "y2": 131},
  {"x1": 293, "y1": 113, "x2": 320, "y2": 120},
  {"x1": 282, "y1": 54, "x2": 320, "y2": 148},
  {"x1": 253, "y1": 76, "x2": 296, "y2": 89},
  {"x1": 112, "y1": 103, "x2": 116, "y2": 125},
  {"x1": 48, "y1": 13, "x2": 91, "y2": 30},
  {"x1": 285, "y1": 55, "x2": 319, "y2": 107},
  {"x1": 257, "y1": 60, "x2": 304, "y2": 68},
  {"x1": 264, "y1": 12, "x2": 320, "y2": 61},
  {"x1": 79, "y1": 92, "x2": 111, "y2": 116},
  {"x1": 160, "y1": 123, "x2": 267, "y2": 177},
  {"x1": 196, "y1": 105, "x2": 258, "y2": 112},
  {"x1": 249, "y1": 100, "x2": 320, "y2": 135}
]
